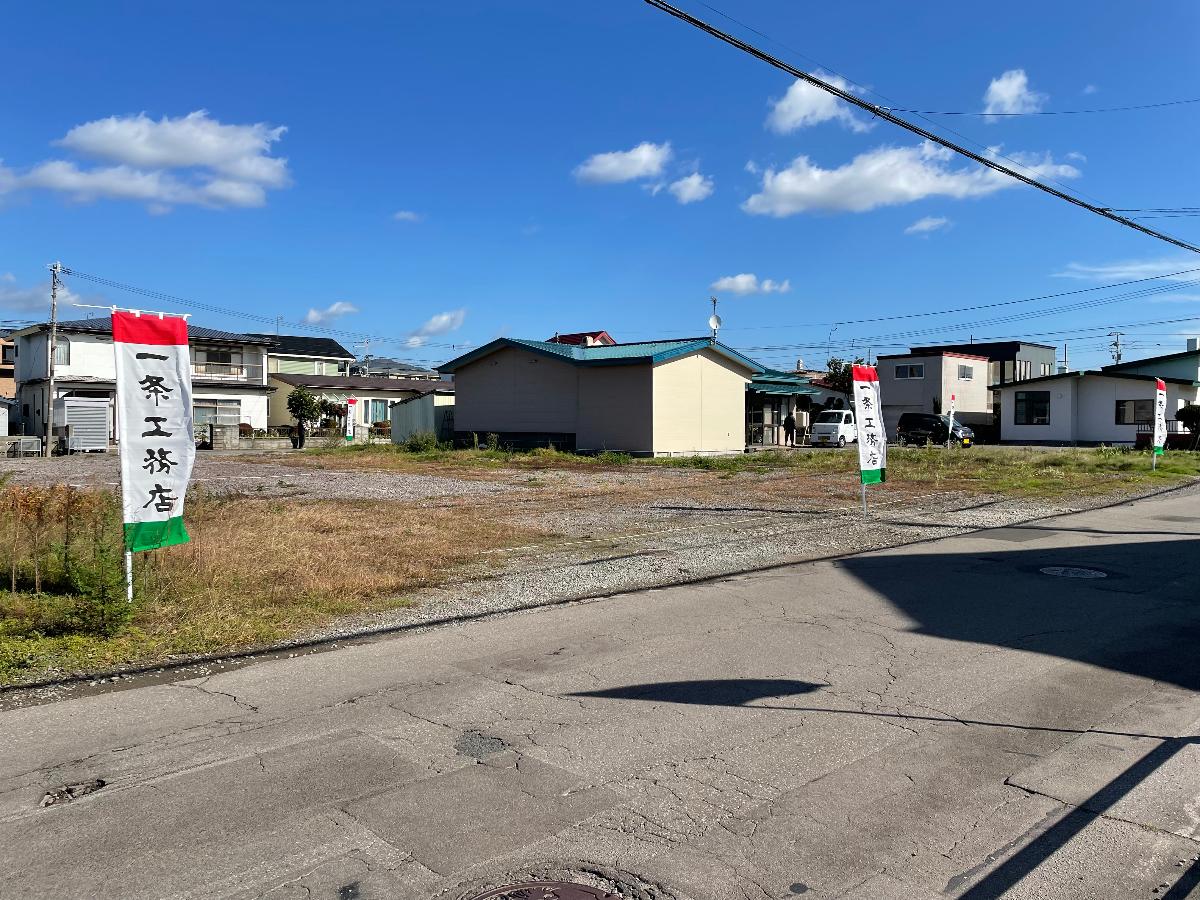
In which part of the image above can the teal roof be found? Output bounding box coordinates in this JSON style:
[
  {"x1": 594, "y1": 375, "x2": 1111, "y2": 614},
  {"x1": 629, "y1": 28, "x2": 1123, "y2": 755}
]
[
  {"x1": 438, "y1": 337, "x2": 764, "y2": 374},
  {"x1": 750, "y1": 369, "x2": 821, "y2": 395}
]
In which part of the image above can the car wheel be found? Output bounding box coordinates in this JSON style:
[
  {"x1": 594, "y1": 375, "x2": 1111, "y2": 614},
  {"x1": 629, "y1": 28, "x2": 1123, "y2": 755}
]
[{"x1": 837, "y1": 436, "x2": 846, "y2": 448}]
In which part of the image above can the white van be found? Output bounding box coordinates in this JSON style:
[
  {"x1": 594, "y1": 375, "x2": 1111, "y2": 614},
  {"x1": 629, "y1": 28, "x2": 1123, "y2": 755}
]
[{"x1": 810, "y1": 409, "x2": 856, "y2": 447}]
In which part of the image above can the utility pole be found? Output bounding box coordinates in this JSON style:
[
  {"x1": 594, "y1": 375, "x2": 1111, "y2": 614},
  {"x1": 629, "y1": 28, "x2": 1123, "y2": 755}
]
[
  {"x1": 1109, "y1": 331, "x2": 1124, "y2": 365},
  {"x1": 1063, "y1": 340, "x2": 1070, "y2": 373},
  {"x1": 274, "y1": 315, "x2": 282, "y2": 336},
  {"x1": 44, "y1": 261, "x2": 61, "y2": 457}
]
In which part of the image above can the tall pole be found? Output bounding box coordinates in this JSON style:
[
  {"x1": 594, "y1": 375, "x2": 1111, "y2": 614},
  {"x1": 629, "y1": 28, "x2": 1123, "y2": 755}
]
[
  {"x1": 1109, "y1": 331, "x2": 1124, "y2": 365},
  {"x1": 44, "y1": 261, "x2": 61, "y2": 457}
]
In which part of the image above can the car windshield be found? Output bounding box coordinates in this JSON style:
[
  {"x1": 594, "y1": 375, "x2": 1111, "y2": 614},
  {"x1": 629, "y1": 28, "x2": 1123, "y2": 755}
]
[{"x1": 815, "y1": 411, "x2": 843, "y2": 424}]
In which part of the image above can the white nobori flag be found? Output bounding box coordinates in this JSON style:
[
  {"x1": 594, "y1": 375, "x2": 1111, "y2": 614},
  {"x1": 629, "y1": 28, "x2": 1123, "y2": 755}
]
[
  {"x1": 1153, "y1": 378, "x2": 1167, "y2": 457},
  {"x1": 113, "y1": 311, "x2": 196, "y2": 551},
  {"x1": 852, "y1": 364, "x2": 887, "y2": 484}
]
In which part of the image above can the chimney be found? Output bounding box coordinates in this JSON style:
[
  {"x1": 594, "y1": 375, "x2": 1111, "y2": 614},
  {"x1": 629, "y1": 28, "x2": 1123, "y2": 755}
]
[{"x1": 1188, "y1": 337, "x2": 1200, "y2": 353}]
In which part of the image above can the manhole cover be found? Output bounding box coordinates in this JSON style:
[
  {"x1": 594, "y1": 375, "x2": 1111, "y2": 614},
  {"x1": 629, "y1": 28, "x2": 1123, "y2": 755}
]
[
  {"x1": 467, "y1": 883, "x2": 619, "y2": 900},
  {"x1": 1039, "y1": 566, "x2": 1107, "y2": 579}
]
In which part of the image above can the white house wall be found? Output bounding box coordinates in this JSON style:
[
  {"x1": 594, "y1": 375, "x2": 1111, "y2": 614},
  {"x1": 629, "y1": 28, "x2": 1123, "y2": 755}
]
[
  {"x1": 651, "y1": 349, "x2": 749, "y2": 455},
  {"x1": 999, "y1": 378, "x2": 1077, "y2": 443},
  {"x1": 1109, "y1": 355, "x2": 1200, "y2": 382},
  {"x1": 879, "y1": 355, "x2": 943, "y2": 432},
  {"x1": 940, "y1": 357, "x2": 990, "y2": 426}
]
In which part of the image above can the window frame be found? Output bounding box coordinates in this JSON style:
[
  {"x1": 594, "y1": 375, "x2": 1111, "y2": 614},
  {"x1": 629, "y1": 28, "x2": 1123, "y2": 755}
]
[
  {"x1": 1115, "y1": 399, "x2": 1154, "y2": 425},
  {"x1": 53, "y1": 336, "x2": 70, "y2": 366},
  {"x1": 1014, "y1": 390, "x2": 1051, "y2": 426},
  {"x1": 957, "y1": 364, "x2": 974, "y2": 381},
  {"x1": 894, "y1": 364, "x2": 925, "y2": 380}
]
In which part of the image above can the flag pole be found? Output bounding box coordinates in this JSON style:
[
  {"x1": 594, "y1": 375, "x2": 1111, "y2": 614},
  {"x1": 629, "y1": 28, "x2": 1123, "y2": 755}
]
[{"x1": 861, "y1": 481, "x2": 867, "y2": 515}]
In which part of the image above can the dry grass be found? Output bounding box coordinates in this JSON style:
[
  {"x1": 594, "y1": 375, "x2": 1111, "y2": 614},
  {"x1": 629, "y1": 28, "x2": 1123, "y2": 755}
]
[{"x1": 0, "y1": 487, "x2": 548, "y2": 685}]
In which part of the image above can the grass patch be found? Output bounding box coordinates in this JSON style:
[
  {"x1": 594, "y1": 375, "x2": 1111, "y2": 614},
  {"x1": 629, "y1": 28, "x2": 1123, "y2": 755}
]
[{"x1": 0, "y1": 485, "x2": 545, "y2": 686}]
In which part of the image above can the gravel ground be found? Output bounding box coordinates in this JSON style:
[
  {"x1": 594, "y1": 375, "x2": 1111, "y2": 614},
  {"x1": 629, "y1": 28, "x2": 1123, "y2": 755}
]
[
  {"x1": 0, "y1": 451, "x2": 517, "y2": 501},
  {"x1": 4, "y1": 449, "x2": 1196, "y2": 702}
]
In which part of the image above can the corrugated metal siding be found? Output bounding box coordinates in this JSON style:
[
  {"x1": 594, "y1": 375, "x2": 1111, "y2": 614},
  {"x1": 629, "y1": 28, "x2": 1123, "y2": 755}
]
[
  {"x1": 277, "y1": 357, "x2": 319, "y2": 375},
  {"x1": 577, "y1": 365, "x2": 652, "y2": 453},
  {"x1": 453, "y1": 346, "x2": 578, "y2": 434}
]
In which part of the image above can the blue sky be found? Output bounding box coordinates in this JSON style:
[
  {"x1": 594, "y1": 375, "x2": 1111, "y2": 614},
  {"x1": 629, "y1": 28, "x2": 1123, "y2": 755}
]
[{"x1": 2, "y1": 0, "x2": 1198, "y2": 371}]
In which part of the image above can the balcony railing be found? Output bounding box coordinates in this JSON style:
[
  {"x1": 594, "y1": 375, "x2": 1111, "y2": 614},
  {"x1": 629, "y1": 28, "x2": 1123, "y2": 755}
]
[
  {"x1": 191, "y1": 362, "x2": 264, "y2": 383},
  {"x1": 1136, "y1": 420, "x2": 1187, "y2": 433}
]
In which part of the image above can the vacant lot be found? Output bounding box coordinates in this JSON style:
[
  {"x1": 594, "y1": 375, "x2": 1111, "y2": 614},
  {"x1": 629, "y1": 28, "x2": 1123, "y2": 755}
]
[{"x1": 2, "y1": 444, "x2": 1197, "y2": 688}]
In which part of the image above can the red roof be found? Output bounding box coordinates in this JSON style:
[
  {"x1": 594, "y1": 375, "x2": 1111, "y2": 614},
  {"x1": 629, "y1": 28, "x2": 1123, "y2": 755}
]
[{"x1": 545, "y1": 330, "x2": 616, "y2": 346}]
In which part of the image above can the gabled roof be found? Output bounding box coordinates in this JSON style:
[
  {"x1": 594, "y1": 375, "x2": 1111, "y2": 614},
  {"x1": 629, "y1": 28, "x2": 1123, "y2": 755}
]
[
  {"x1": 1102, "y1": 348, "x2": 1200, "y2": 371},
  {"x1": 750, "y1": 368, "x2": 821, "y2": 395},
  {"x1": 13, "y1": 318, "x2": 274, "y2": 345},
  {"x1": 1002, "y1": 370, "x2": 1199, "y2": 389},
  {"x1": 545, "y1": 330, "x2": 617, "y2": 346},
  {"x1": 244, "y1": 333, "x2": 354, "y2": 359},
  {"x1": 358, "y1": 356, "x2": 433, "y2": 373},
  {"x1": 438, "y1": 337, "x2": 764, "y2": 374},
  {"x1": 271, "y1": 373, "x2": 452, "y2": 393}
]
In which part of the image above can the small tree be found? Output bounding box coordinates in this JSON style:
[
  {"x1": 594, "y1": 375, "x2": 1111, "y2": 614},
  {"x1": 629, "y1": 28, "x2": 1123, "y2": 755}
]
[
  {"x1": 1177, "y1": 404, "x2": 1200, "y2": 448},
  {"x1": 824, "y1": 356, "x2": 866, "y2": 400},
  {"x1": 287, "y1": 387, "x2": 321, "y2": 449}
]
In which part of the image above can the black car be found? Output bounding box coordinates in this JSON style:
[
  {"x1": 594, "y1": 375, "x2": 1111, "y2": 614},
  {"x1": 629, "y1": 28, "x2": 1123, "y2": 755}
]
[{"x1": 896, "y1": 412, "x2": 974, "y2": 447}]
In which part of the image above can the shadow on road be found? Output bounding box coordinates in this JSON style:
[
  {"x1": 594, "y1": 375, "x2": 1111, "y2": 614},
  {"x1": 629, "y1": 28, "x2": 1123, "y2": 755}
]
[
  {"x1": 573, "y1": 534, "x2": 1200, "y2": 897},
  {"x1": 571, "y1": 678, "x2": 822, "y2": 706}
]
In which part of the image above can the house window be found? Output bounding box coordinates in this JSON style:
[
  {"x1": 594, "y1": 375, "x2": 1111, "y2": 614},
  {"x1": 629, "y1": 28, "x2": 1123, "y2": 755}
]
[
  {"x1": 1115, "y1": 399, "x2": 1154, "y2": 425},
  {"x1": 895, "y1": 364, "x2": 924, "y2": 379},
  {"x1": 193, "y1": 399, "x2": 242, "y2": 426},
  {"x1": 958, "y1": 365, "x2": 974, "y2": 380},
  {"x1": 1014, "y1": 391, "x2": 1050, "y2": 425},
  {"x1": 368, "y1": 399, "x2": 388, "y2": 423},
  {"x1": 53, "y1": 337, "x2": 70, "y2": 366},
  {"x1": 1, "y1": 344, "x2": 14, "y2": 365}
]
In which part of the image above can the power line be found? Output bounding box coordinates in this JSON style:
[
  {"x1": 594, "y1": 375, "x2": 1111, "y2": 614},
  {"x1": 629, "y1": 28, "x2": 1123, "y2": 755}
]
[
  {"x1": 883, "y1": 98, "x2": 1200, "y2": 117},
  {"x1": 58, "y1": 267, "x2": 469, "y2": 356},
  {"x1": 643, "y1": 0, "x2": 1200, "y2": 254}
]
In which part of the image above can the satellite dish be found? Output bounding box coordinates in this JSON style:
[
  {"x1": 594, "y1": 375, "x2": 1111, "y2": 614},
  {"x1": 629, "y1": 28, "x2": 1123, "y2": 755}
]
[{"x1": 708, "y1": 314, "x2": 722, "y2": 332}]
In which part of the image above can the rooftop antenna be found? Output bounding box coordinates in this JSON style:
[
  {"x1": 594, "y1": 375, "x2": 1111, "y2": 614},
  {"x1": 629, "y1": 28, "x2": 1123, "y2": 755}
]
[{"x1": 708, "y1": 296, "x2": 722, "y2": 341}]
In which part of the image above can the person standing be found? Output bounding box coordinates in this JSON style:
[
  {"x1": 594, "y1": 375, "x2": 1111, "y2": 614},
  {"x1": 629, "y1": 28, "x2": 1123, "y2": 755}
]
[{"x1": 783, "y1": 412, "x2": 797, "y2": 447}]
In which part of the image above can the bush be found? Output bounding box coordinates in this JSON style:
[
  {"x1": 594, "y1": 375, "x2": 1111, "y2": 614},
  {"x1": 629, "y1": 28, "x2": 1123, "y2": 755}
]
[
  {"x1": 1, "y1": 486, "x2": 132, "y2": 638},
  {"x1": 596, "y1": 451, "x2": 632, "y2": 465},
  {"x1": 484, "y1": 433, "x2": 500, "y2": 452},
  {"x1": 401, "y1": 430, "x2": 438, "y2": 453},
  {"x1": 1177, "y1": 404, "x2": 1200, "y2": 434}
]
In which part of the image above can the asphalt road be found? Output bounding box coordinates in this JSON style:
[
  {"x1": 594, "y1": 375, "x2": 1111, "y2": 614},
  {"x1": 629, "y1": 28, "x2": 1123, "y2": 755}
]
[{"x1": 2, "y1": 489, "x2": 1199, "y2": 899}]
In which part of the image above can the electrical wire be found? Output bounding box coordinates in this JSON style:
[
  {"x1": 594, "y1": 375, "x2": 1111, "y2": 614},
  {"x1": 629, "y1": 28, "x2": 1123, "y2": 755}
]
[{"x1": 644, "y1": 0, "x2": 1200, "y2": 254}]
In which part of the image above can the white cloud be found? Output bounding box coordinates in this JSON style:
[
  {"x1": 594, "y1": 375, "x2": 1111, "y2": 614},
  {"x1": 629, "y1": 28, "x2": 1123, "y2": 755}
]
[
  {"x1": 393, "y1": 210, "x2": 422, "y2": 223},
  {"x1": 573, "y1": 142, "x2": 672, "y2": 184},
  {"x1": 668, "y1": 172, "x2": 713, "y2": 204},
  {"x1": 0, "y1": 272, "x2": 14, "y2": 283},
  {"x1": 0, "y1": 280, "x2": 79, "y2": 315},
  {"x1": 1146, "y1": 294, "x2": 1200, "y2": 303},
  {"x1": 1083, "y1": 84, "x2": 1099, "y2": 95},
  {"x1": 0, "y1": 110, "x2": 289, "y2": 211},
  {"x1": 1054, "y1": 258, "x2": 1200, "y2": 282},
  {"x1": 744, "y1": 160, "x2": 759, "y2": 175},
  {"x1": 742, "y1": 141, "x2": 1080, "y2": 217},
  {"x1": 1065, "y1": 151, "x2": 1087, "y2": 163},
  {"x1": 710, "y1": 273, "x2": 791, "y2": 295},
  {"x1": 904, "y1": 215, "x2": 951, "y2": 235},
  {"x1": 406, "y1": 308, "x2": 466, "y2": 346},
  {"x1": 983, "y1": 69, "x2": 1047, "y2": 119},
  {"x1": 767, "y1": 73, "x2": 872, "y2": 134},
  {"x1": 304, "y1": 301, "x2": 359, "y2": 325}
]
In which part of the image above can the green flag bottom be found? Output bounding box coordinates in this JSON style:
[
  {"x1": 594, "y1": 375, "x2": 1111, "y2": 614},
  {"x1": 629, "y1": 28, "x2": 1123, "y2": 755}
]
[
  {"x1": 1154, "y1": 446, "x2": 1165, "y2": 457},
  {"x1": 861, "y1": 468, "x2": 886, "y2": 485},
  {"x1": 124, "y1": 516, "x2": 190, "y2": 552}
]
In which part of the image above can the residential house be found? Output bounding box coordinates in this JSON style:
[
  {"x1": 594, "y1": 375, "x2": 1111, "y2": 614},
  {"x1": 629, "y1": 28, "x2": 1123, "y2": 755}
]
[
  {"x1": 0, "y1": 330, "x2": 14, "y2": 398},
  {"x1": 10, "y1": 318, "x2": 274, "y2": 443},
  {"x1": 267, "y1": 373, "x2": 453, "y2": 430},
  {"x1": 246, "y1": 333, "x2": 354, "y2": 377},
  {"x1": 876, "y1": 350, "x2": 991, "y2": 433},
  {"x1": 438, "y1": 336, "x2": 762, "y2": 455},
  {"x1": 907, "y1": 341, "x2": 1057, "y2": 435},
  {"x1": 999, "y1": 340, "x2": 1200, "y2": 445}
]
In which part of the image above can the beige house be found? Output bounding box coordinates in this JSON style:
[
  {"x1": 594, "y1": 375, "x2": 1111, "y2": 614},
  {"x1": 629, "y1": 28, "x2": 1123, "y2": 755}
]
[
  {"x1": 268, "y1": 373, "x2": 452, "y2": 428},
  {"x1": 438, "y1": 337, "x2": 762, "y2": 456},
  {"x1": 877, "y1": 350, "x2": 991, "y2": 433}
]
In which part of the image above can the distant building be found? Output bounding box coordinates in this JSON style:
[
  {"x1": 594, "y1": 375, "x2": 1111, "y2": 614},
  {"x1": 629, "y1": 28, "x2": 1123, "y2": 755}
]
[
  {"x1": 10, "y1": 318, "x2": 274, "y2": 443},
  {"x1": 999, "y1": 340, "x2": 1200, "y2": 445},
  {"x1": 440, "y1": 336, "x2": 761, "y2": 455},
  {"x1": 246, "y1": 334, "x2": 354, "y2": 377},
  {"x1": 545, "y1": 331, "x2": 617, "y2": 347},
  {"x1": 876, "y1": 350, "x2": 991, "y2": 433},
  {"x1": 267, "y1": 373, "x2": 452, "y2": 429},
  {"x1": 349, "y1": 356, "x2": 440, "y2": 380},
  {"x1": 0, "y1": 330, "x2": 14, "y2": 398},
  {"x1": 906, "y1": 341, "x2": 1057, "y2": 434}
]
